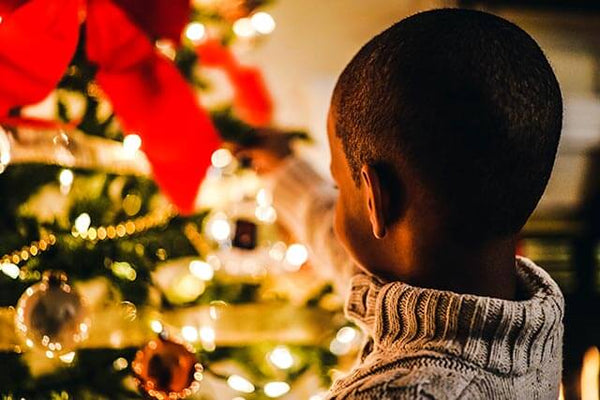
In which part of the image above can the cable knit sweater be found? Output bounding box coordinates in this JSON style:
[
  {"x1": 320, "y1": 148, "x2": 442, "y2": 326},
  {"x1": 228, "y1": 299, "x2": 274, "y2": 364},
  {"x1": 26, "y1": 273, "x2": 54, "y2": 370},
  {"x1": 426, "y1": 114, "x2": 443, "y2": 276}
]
[{"x1": 270, "y1": 157, "x2": 564, "y2": 400}]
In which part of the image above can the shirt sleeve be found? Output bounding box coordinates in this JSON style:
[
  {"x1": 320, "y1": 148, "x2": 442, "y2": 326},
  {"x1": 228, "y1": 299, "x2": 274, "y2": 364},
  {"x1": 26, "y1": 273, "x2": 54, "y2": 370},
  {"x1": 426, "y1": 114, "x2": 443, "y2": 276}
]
[{"x1": 267, "y1": 156, "x2": 356, "y2": 295}]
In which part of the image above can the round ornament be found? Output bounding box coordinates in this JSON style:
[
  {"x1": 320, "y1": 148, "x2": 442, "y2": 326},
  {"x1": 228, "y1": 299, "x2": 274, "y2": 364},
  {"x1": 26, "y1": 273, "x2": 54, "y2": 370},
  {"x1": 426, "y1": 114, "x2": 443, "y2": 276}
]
[
  {"x1": 15, "y1": 271, "x2": 90, "y2": 356},
  {"x1": 132, "y1": 332, "x2": 203, "y2": 399}
]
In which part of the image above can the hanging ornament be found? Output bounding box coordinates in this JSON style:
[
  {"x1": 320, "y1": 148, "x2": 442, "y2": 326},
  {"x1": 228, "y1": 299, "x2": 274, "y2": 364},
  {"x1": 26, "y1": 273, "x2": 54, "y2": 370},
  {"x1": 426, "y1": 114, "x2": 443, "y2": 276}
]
[
  {"x1": 0, "y1": 126, "x2": 11, "y2": 174},
  {"x1": 132, "y1": 332, "x2": 203, "y2": 399},
  {"x1": 15, "y1": 271, "x2": 90, "y2": 357},
  {"x1": 232, "y1": 219, "x2": 258, "y2": 250}
]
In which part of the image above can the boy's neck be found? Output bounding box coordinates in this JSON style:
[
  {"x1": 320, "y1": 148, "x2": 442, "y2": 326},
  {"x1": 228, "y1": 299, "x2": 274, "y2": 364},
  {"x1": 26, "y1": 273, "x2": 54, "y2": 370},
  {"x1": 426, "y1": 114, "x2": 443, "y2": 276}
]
[{"x1": 386, "y1": 236, "x2": 518, "y2": 300}]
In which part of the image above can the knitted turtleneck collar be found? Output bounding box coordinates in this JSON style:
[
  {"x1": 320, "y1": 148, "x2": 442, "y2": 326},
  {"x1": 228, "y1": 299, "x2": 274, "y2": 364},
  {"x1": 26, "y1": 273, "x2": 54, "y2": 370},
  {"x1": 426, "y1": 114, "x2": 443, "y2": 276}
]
[{"x1": 345, "y1": 256, "x2": 564, "y2": 376}]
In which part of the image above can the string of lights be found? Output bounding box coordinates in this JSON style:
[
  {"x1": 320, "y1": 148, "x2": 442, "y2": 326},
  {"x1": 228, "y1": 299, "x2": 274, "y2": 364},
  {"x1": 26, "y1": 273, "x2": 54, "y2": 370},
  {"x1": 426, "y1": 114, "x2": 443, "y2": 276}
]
[{"x1": 0, "y1": 232, "x2": 56, "y2": 278}]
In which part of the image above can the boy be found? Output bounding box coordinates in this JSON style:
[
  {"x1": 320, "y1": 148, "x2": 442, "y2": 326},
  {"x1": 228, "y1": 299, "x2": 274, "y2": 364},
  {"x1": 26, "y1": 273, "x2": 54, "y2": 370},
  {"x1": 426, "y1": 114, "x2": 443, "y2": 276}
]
[{"x1": 238, "y1": 8, "x2": 564, "y2": 399}]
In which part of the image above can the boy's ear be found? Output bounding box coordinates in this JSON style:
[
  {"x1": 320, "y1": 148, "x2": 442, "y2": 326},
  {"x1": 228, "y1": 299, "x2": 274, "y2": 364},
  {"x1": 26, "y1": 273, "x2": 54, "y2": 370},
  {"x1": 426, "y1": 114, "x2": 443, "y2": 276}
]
[{"x1": 361, "y1": 164, "x2": 388, "y2": 239}]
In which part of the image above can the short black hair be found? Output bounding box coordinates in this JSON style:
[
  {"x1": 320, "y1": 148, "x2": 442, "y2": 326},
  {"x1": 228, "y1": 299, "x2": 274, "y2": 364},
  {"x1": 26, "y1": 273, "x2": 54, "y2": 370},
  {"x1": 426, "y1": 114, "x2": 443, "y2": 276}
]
[{"x1": 332, "y1": 8, "x2": 562, "y2": 237}]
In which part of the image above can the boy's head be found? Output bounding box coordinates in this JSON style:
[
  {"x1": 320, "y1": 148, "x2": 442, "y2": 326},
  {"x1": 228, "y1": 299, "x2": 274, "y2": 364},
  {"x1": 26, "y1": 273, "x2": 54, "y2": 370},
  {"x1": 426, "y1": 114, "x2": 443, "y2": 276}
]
[{"x1": 328, "y1": 9, "x2": 562, "y2": 274}]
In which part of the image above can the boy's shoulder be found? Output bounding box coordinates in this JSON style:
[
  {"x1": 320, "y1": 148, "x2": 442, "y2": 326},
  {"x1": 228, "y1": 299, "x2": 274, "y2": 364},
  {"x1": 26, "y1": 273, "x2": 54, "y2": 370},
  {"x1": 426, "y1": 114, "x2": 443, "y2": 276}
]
[{"x1": 329, "y1": 354, "x2": 481, "y2": 400}]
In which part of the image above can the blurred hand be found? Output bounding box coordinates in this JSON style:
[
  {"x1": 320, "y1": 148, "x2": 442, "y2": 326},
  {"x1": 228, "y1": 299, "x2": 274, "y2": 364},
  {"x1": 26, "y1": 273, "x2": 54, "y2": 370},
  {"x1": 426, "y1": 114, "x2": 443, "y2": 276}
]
[{"x1": 227, "y1": 128, "x2": 293, "y2": 174}]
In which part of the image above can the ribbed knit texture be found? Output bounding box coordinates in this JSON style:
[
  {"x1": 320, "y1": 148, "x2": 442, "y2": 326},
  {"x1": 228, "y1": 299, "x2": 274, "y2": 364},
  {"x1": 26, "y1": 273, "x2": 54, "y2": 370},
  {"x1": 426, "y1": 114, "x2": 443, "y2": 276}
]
[{"x1": 269, "y1": 158, "x2": 564, "y2": 399}]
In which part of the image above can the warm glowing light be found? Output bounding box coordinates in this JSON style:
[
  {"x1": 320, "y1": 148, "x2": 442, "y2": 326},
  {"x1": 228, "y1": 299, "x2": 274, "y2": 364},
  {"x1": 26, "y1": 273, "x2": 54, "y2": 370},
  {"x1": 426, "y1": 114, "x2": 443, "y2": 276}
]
[
  {"x1": 182, "y1": 326, "x2": 199, "y2": 342},
  {"x1": 227, "y1": 374, "x2": 255, "y2": 393},
  {"x1": 113, "y1": 357, "x2": 128, "y2": 371},
  {"x1": 110, "y1": 331, "x2": 123, "y2": 347},
  {"x1": 59, "y1": 352, "x2": 76, "y2": 363},
  {"x1": 189, "y1": 260, "x2": 214, "y2": 280},
  {"x1": 74, "y1": 213, "x2": 91, "y2": 235},
  {"x1": 336, "y1": 326, "x2": 358, "y2": 344},
  {"x1": 150, "y1": 320, "x2": 163, "y2": 333},
  {"x1": 256, "y1": 188, "x2": 272, "y2": 207},
  {"x1": 233, "y1": 18, "x2": 256, "y2": 38},
  {"x1": 285, "y1": 243, "x2": 308, "y2": 269},
  {"x1": 581, "y1": 346, "x2": 600, "y2": 400},
  {"x1": 268, "y1": 346, "x2": 294, "y2": 369},
  {"x1": 185, "y1": 22, "x2": 206, "y2": 43},
  {"x1": 123, "y1": 193, "x2": 142, "y2": 216},
  {"x1": 199, "y1": 326, "x2": 215, "y2": 343},
  {"x1": 1, "y1": 263, "x2": 20, "y2": 279},
  {"x1": 329, "y1": 338, "x2": 351, "y2": 356},
  {"x1": 269, "y1": 242, "x2": 287, "y2": 261},
  {"x1": 558, "y1": 383, "x2": 565, "y2": 400},
  {"x1": 211, "y1": 148, "x2": 233, "y2": 169},
  {"x1": 251, "y1": 12, "x2": 276, "y2": 34},
  {"x1": 264, "y1": 381, "x2": 290, "y2": 398},
  {"x1": 173, "y1": 275, "x2": 205, "y2": 301},
  {"x1": 207, "y1": 213, "x2": 231, "y2": 241},
  {"x1": 59, "y1": 169, "x2": 74, "y2": 193},
  {"x1": 45, "y1": 350, "x2": 55, "y2": 359},
  {"x1": 111, "y1": 261, "x2": 137, "y2": 281},
  {"x1": 123, "y1": 134, "x2": 142, "y2": 157},
  {"x1": 255, "y1": 206, "x2": 277, "y2": 223}
]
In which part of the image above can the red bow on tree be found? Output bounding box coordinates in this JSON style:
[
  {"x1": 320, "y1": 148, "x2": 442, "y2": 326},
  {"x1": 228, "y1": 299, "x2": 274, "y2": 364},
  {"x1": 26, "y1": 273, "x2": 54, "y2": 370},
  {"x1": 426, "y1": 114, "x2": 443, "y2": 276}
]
[
  {"x1": 0, "y1": 0, "x2": 219, "y2": 214},
  {"x1": 196, "y1": 39, "x2": 273, "y2": 127}
]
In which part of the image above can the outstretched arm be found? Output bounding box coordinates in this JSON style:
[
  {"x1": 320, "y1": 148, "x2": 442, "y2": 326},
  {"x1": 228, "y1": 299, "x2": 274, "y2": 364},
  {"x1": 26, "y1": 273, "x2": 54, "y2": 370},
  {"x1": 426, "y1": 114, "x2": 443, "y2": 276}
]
[
  {"x1": 268, "y1": 157, "x2": 355, "y2": 294},
  {"x1": 229, "y1": 131, "x2": 356, "y2": 293}
]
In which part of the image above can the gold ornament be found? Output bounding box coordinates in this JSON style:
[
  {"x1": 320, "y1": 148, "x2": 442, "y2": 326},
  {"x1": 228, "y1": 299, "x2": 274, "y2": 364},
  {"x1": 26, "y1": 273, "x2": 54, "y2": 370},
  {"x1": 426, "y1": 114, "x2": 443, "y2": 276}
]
[
  {"x1": 132, "y1": 332, "x2": 203, "y2": 399},
  {"x1": 15, "y1": 271, "x2": 90, "y2": 357}
]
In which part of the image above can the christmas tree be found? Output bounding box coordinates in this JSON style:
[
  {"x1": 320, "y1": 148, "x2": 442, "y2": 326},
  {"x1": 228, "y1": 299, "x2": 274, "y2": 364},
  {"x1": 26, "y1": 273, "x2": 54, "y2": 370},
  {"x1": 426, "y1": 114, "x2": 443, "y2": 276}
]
[{"x1": 0, "y1": 1, "x2": 361, "y2": 398}]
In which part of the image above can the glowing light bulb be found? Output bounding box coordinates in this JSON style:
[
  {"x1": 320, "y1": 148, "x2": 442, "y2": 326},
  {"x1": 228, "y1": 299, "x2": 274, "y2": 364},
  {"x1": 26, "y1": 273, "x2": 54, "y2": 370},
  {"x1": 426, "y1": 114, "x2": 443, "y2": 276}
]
[
  {"x1": 74, "y1": 213, "x2": 91, "y2": 235},
  {"x1": 256, "y1": 188, "x2": 272, "y2": 206},
  {"x1": 264, "y1": 381, "x2": 290, "y2": 398},
  {"x1": 269, "y1": 242, "x2": 287, "y2": 261},
  {"x1": 112, "y1": 261, "x2": 137, "y2": 281},
  {"x1": 1, "y1": 263, "x2": 20, "y2": 279},
  {"x1": 150, "y1": 320, "x2": 163, "y2": 333},
  {"x1": 268, "y1": 346, "x2": 294, "y2": 369},
  {"x1": 329, "y1": 338, "x2": 351, "y2": 356},
  {"x1": 233, "y1": 17, "x2": 256, "y2": 38},
  {"x1": 185, "y1": 22, "x2": 206, "y2": 43},
  {"x1": 113, "y1": 357, "x2": 128, "y2": 371},
  {"x1": 336, "y1": 326, "x2": 358, "y2": 344},
  {"x1": 227, "y1": 374, "x2": 255, "y2": 393},
  {"x1": 211, "y1": 148, "x2": 233, "y2": 169},
  {"x1": 255, "y1": 206, "x2": 277, "y2": 223},
  {"x1": 59, "y1": 169, "x2": 74, "y2": 194},
  {"x1": 207, "y1": 213, "x2": 231, "y2": 241},
  {"x1": 181, "y1": 326, "x2": 199, "y2": 342},
  {"x1": 199, "y1": 326, "x2": 215, "y2": 343},
  {"x1": 189, "y1": 260, "x2": 214, "y2": 281},
  {"x1": 251, "y1": 12, "x2": 276, "y2": 34},
  {"x1": 123, "y1": 134, "x2": 142, "y2": 157},
  {"x1": 285, "y1": 243, "x2": 308, "y2": 270},
  {"x1": 59, "y1": 352, "x2": 76, "y2": 364}
]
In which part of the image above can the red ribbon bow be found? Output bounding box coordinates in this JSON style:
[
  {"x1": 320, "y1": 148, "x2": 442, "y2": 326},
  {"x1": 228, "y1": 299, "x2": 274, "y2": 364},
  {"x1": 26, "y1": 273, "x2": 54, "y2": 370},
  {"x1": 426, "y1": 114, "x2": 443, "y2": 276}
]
[{"x1": 0, "y1": 0, "x2": 226, "y2": 214}]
